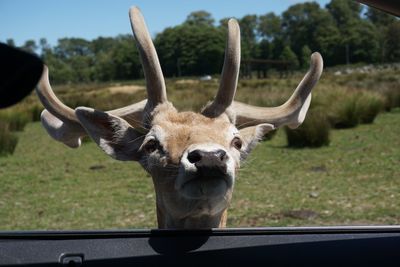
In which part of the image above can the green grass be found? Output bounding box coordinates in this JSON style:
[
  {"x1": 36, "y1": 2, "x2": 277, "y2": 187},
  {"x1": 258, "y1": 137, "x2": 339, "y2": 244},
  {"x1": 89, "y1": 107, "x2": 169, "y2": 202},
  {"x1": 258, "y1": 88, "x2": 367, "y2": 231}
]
[
  {"x1": 0, "y1": 68, "x2": 399, "y2": 229},
  {"x1": 0, "y1": 110, "x2": 399, "y2": 230},
  {"x1": 285, "y1": 108, "x2": 331, "y2": 148},
  {"x1": 0, "y1": 122, "x2": 18, "y2": 156},
  {"x1": 231, "y1": 109, "x2": 400, "y2": 227}
]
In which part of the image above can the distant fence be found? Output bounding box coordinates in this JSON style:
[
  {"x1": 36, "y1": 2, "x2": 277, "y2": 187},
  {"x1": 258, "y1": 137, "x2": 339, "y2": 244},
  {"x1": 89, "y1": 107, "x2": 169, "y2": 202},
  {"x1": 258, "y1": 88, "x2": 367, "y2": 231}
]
[{"x1": 241, "y1": 59, "x2": 291, "y2": 79}]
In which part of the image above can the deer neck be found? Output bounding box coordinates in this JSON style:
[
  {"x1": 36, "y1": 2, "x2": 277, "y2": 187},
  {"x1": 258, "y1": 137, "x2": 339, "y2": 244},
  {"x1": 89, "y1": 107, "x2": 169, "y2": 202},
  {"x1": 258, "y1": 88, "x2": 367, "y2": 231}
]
[
  {"x1": 156, "y1": 203, "x2": 228, "y2": 229},
  {"x1": 150, "y1": 169, "x2": 231, "y2": 229}
]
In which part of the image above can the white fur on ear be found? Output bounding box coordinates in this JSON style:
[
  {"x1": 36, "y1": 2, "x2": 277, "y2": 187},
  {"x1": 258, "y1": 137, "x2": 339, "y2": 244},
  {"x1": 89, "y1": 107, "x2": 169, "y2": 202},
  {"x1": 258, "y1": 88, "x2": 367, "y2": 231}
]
[
  {"x1": 288, "y1": 93, "x2": 312, "y2": 129},
  {"x1": 41, "y1": 109, "x2": 85, "y2": 148},
  {"x1": 75, "y1": 107, "x2": 145, "y2": 161},
  {"x1": 254, "y1": 123, "x2": 275, "y2": 140},
  {"x1": 239, "y1": 123, "x2": 275, "y2": 157}
]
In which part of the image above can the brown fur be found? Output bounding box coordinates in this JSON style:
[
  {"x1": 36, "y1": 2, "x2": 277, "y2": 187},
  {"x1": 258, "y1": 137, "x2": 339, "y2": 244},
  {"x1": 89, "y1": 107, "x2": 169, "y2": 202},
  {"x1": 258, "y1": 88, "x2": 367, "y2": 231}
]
[
  {"x1": 152, "y1": 103, "x2": 233, "y2": 165},
  {"x1": 219, "y1": 210, "x2": 228, "y2": 228},
  {"x1": 75, "y1": 102, "x2": 269, "y2": 228}
]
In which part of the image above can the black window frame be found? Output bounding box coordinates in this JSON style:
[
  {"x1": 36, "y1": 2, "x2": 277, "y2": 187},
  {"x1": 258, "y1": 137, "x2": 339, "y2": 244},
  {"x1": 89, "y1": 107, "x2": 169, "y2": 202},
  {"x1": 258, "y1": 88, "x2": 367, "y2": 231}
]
[
  {"x1": 1, "y1": 226, "x2": 400, "y2": 266},
  {"x1": 1, "y1": 1, "x2": 399, "y2": 266}
]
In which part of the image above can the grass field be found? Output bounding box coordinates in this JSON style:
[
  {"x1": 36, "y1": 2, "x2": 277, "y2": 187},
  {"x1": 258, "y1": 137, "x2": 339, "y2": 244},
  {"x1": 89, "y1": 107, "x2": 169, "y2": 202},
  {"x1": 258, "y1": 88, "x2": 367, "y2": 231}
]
[{"x1": 0, "y1": 106, "x2": 399, "y2": 230}]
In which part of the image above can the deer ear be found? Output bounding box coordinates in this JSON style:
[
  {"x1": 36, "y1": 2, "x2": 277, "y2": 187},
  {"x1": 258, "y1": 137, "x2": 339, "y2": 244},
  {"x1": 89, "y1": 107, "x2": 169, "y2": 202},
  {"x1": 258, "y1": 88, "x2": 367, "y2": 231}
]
[
  {"x1": 75, "y1": 107, "x2": 144, "y2": 161},
  {"x1": 239, "y1": 123, "x2": 274, "y2": 156},
  {"x1": 41, "y1": 109, "x2": 85, "y2": 148}
]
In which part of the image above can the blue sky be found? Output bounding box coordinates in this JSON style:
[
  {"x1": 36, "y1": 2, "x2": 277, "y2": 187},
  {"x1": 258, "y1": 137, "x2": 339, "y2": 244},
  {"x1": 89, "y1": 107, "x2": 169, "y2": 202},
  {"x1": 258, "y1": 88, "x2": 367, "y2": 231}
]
[{"x1": 0, "y1": 0, "x2": 330, "y2": 47}]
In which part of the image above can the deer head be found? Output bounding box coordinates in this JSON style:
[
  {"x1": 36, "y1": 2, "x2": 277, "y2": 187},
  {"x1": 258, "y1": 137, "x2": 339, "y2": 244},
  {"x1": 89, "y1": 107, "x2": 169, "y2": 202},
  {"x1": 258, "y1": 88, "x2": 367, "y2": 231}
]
[{"x1": 36, "y1": 7, "x2": 323, "y2": 229}]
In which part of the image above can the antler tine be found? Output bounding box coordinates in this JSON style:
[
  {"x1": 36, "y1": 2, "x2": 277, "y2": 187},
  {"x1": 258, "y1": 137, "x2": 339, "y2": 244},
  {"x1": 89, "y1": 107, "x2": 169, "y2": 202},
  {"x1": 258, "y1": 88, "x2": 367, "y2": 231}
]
[
  {"x1": 202, "y1": 19, "x2": 240, "y2": 118},
  {"x1": 36, "y1": 65, "x2": 147, "y2": 129},
  {"x1": 129, "y1": 6, "x2": 167, "y2": 108},
  {"x1": 37, "y1": 7, "x2": 167, "y2": 148},
  {"x1": 36, "y1": 66, "x2": 79, "y2": 123},
  {"x1": 36, "y1": 66, "x2": 148, "y2": 148},
  {"x1": 234, "y1": 52, "x2": 323, "y2": 129}
]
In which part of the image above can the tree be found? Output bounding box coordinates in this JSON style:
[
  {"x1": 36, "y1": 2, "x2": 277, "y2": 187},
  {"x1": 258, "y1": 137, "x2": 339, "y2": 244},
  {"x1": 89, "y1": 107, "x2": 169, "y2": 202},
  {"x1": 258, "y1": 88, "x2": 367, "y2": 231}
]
[
  {"x1": 384, "y1": 21, "x2": 400, "y2": 62},
  {"x1": 258, "y1": 40, "x2": 272, "y2": 59},
  {"x1": 348, "y1": 20, "x2": 379, "y2": 63},
  {"x1": 43, "y1": 50, "x2": 75, "y2": 84},
  {"x1": 185, "y1": 11, "x2": 214, "y2": 27},
  {"x1": 366, "y1": 7, "x2": 395, "y2": 27},
  {"x1": 239, "y1": 15, "x2": 258, "y2": 59},
  {"x1": 366, "y1": 7, "x2": 396, "y2": 62},
  {"x1": 282, "y1": 2, "x2": 340, "y2": 65},
  {"x1": 218, "y1": 18, "x2": 230, "y2": 29},
  {"x1": 326, "y1": 0, "x2": 378, "y2": 64},
  {"x1": 91, "y1": 36, "x2": 124, "y2": 81},
  {"x1": 280, "y1": 45, "x2": 299, "y2": 70},
  {"x1": 6, "y1": 39, "x2": 15, "y2": 47},
  {"x1": 21, "y1": 40, "x2": 38, "y2": 54},
  {"x1": 51, "y1": 38, "x2": 95, "y2": 83},
  {"x1": 39, "y1": 38, "x2": 51, "y2": 57},
  {"x1": 313, "y1": 20, "x2": 341, "y2": 65},
  {"x1": 300, "y1": 45, "x2": 312, "y2": 69},
  {"x1": 16, "y1": 2, "x2": 397, "y2": 84},
  {"x1": 111, "y1": 35, "x2": 141, "y2": 80},
  {"x1": 258, "y1": 12, "x2": 282, "y2": 40},
  {"x1": 54, "y1": 38, "x2": 92, "y2": 59},
  {"x1": 270, "y1": 37, "x2": 285, "y2": 60},
  {"x1": 154, "y1": 27, "x2": 181, "y2": 76},
  {"x1": 326, "y1": 0, "x2": 362, "y2": 26},
  {"x1": 155, "y1": 24, "x2": 224, "y2": 77},
  {"x1": 91, "y1": 37, "x2": 117, "y2": 54}
]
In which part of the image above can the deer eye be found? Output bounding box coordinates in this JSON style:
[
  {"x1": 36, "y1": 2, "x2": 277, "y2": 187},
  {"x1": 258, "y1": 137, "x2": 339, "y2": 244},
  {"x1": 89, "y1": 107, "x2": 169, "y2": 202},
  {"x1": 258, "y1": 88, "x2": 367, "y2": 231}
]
[
  {"x1": 231, "y1": 137, "x2": 242, "y2": 150},
  {"x1": 143, "y1": 139, "x2": 160, "y2": 154}
]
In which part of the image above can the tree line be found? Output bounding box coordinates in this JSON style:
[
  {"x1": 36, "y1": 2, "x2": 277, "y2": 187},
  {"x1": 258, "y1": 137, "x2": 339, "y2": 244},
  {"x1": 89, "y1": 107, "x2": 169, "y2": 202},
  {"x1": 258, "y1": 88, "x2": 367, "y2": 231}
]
[{"x1": 5, "y1": 0, "x2": 400, "y2": 84}]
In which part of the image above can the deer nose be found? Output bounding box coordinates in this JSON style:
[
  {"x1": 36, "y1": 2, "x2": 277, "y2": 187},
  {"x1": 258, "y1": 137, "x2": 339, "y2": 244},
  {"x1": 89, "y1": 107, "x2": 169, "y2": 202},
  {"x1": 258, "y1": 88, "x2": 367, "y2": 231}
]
[
  {"x1": 187, "y1": 149, "x2": 228, "y2": 176},
  {"x1": 187, "y1": 149, "x2": 227, "y2": 164}
]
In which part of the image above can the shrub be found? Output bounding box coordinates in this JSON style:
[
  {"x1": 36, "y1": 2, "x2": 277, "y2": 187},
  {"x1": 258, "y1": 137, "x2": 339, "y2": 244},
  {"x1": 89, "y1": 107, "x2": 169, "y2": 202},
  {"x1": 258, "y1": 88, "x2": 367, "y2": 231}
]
[
  {"x1": 322, "y1": 88, "x2": 384, "y2": 128},
  {"x1": 285, "y1": 109, "x2": 331, "y2": 148},
  {"x1": 80, "y1": 136, "x2": 92, "y2": 144},
  {"x1": 356, "y1": 93, "x2": 384, "y2": 124},
  {"x1": 0, "y1": 111, "x2": 30, "y2": 131},
  {"x1": 380, "y1": 86, "x2": 400, "y2": 111},
  {"x1": 63, "y1": 95, "x2": 93, "y2": 109},
  {"x1": 0, "y1": 121, "x2": 18, "y2": 156},
  {"x1": 28, "y1": 104, "x2": 43, "y2": 122},
  {"x1": 262, "y1": 129, "x2": 277, "y2": 141},
  {"x1": 328, "y1": 95, "x2": 360, "y2": 129}
]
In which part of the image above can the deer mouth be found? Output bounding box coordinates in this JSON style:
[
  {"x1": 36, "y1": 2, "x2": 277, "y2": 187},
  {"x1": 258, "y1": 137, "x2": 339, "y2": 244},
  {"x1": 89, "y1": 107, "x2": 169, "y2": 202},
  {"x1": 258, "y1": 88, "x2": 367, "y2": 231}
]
[
  {"x1": 176, "y1": 147, "x2": 234, "y2": 200},
  {"x1": 179, "y1": 172, "x2": 232, "y2": 200}
]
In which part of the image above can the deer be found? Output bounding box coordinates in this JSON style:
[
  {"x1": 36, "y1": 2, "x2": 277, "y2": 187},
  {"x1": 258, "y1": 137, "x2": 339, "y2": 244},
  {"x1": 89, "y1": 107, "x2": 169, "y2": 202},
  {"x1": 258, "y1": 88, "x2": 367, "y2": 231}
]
[{"x1": 35, "y1": 6, "x2": 323, "y2": 229}]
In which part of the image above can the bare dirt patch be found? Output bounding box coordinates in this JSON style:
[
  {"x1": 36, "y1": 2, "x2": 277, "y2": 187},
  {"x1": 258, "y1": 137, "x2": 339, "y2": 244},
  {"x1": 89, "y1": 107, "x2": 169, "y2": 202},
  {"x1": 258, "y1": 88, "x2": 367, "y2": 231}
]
[
  {"x1": 175, "y1": 79, "x2": 199, "y2": 85},
  {"x1": 108, "y1": 85, "x2": 145, "y2": 94}
]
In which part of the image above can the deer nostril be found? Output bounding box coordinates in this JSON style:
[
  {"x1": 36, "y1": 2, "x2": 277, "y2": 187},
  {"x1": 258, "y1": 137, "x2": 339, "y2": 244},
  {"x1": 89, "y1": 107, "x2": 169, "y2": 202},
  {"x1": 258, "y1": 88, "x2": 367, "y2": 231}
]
[
  {"x1": 187, "y1": 150, "x2": 202, "y2": 163},
  {"x1": 188, "y1": 149, "x2": 228, "y2": 165},
  {"x1": 215, "y1": 149, "x2": 227, "y2": 162}
]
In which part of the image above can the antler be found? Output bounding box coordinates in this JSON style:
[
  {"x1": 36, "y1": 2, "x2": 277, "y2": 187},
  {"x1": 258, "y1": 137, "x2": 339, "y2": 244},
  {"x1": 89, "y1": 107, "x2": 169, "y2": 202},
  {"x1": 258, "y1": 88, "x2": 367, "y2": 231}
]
[
  {"x1": 36, "y1": 67, "x2": 147, "y2": 147},
  {"x1": 36, "y1": 6, "x2": 166, "y2": 147},
  {"x1": 233, "y1": 52, "x2": 323, "y2": 129},
  {"x1": 202, "y1": 19, "x2": 240, "y2": 118},
  {"x1": 201, "y1": 19, "x2": 322, "y2": 129},
  {"x1": 129, "y1": 6, "x2": 167, "y2": 110}
]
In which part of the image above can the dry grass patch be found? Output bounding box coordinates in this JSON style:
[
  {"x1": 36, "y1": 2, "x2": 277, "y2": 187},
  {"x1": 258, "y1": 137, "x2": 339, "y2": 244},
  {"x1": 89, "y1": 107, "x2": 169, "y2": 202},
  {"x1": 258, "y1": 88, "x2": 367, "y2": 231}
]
[{"x1": 107, "y1": 85, "x2": 145, "y2": 94}]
